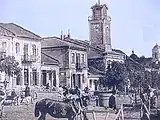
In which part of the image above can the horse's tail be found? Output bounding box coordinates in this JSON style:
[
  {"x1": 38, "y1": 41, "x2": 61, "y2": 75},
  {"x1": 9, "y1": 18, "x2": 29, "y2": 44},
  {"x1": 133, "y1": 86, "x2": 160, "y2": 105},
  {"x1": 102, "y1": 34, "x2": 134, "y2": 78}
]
[{"x1": 34, "y1": 101, "x2": 40, "y2": 117}]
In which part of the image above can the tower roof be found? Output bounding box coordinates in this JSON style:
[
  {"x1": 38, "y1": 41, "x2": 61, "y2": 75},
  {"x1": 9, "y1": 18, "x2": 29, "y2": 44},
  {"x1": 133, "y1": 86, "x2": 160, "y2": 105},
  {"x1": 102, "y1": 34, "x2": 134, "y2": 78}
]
[
  {"x1": 91, "y1": 2, "x2": 108, "y2": 10},
  {"x1": 153, "y1": 43, "x2": 160, "y2": 49}
]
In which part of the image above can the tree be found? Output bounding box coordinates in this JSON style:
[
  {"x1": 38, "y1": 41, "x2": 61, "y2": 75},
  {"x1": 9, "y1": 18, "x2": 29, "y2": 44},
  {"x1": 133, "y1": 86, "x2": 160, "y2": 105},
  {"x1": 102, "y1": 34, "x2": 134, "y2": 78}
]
[
  {"x1": 105, "y1": 61, "x2": 127, "y2": 90},
  {"x1": 0, "y1": 56, "x2": 22, "y2": 87}
]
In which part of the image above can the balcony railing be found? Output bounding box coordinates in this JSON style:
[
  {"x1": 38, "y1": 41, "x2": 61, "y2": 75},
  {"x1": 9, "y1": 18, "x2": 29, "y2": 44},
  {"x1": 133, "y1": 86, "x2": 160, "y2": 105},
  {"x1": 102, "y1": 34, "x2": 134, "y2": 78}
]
[{"x1": 21, "y1": 55, "x2": 36, "y2": 63}]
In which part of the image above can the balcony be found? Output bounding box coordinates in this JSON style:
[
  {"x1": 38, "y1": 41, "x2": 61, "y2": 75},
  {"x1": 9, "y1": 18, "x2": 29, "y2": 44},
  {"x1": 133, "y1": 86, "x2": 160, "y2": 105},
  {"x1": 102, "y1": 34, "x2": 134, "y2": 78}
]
[
  {"x1": 21, "y1": 55, "x2": 36, "y2": 63},
  {"x1": 76, "y1": 62, "x2": 87, "y2": 71}
]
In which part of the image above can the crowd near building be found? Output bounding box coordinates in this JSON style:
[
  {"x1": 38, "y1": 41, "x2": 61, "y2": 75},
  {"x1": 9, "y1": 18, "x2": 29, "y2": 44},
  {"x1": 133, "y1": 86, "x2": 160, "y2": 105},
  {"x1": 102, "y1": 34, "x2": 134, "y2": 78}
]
[{"x1": 0, "y1": 1, "x2": 156, "y2": 91}]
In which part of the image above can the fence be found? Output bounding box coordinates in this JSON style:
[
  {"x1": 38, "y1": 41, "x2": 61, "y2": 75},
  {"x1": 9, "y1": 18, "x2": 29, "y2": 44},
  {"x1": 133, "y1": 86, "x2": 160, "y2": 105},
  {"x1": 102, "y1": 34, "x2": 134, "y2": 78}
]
[{"x1": 88, "y1": 104, "x2": 124, "y2": 120}]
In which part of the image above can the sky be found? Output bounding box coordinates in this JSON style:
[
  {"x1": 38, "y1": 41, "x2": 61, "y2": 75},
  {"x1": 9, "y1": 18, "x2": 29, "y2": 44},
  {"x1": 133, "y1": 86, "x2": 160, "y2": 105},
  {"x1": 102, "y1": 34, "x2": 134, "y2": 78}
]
[{"x1": 0, "y1": 0, "x2": 160, "y2": 57}]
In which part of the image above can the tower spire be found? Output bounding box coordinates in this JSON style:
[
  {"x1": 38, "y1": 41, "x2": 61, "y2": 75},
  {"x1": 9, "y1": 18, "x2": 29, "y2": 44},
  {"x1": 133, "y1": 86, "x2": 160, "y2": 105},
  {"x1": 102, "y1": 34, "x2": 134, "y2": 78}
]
[
  {"x1": 98, "y1": 0, "x2": 100, "y2": 5},
  {"x1": 96, "y1": 0, "x2": 100, "y2": 5}
]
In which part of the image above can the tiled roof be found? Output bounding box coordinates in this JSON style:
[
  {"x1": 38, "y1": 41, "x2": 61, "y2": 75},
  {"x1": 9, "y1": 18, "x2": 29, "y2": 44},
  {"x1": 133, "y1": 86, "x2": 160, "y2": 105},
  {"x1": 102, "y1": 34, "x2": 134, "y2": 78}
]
[
  {"x1": 42, "y1": 37, "x2": 87, "y2": 51},
  {"x1": 41, "y1": 52, "x2": 59, "y2": 65},
  {"x1": 63, "y1": 37, "x2": 104, "y2": 52},
  {"x1": 0, "y1": 23, "x2": 40, "y2": 39}
]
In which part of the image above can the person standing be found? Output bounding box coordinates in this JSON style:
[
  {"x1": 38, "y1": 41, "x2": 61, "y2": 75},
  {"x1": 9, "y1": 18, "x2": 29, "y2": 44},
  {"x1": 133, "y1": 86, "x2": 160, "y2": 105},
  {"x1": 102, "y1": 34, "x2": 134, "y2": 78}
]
[
  {"x1": 109, "y1": 90, "x2": 117, "y2": 111},
  {"x1": 24, "y1": 83, "x2": 31, "y2": 104}
]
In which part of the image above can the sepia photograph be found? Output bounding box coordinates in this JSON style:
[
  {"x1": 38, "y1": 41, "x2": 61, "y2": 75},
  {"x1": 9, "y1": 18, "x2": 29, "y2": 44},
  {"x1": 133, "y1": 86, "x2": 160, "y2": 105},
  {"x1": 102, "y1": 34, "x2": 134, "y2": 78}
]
[{"x1": 0, "y1": 0, "x2": 160, "y2": 119}]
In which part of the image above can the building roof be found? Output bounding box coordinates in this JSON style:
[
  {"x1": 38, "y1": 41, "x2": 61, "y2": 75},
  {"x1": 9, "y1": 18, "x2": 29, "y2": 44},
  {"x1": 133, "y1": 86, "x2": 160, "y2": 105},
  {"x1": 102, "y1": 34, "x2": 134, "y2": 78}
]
[
  {"x1": 41, "y1": 52, "x2": 59, "y2": 65},
  {"x1": 42, "y1": 37, "x2": 87, "y2": 51},
  {"x1": 91, "y1": 3, "x2": 108, "y2": 10},
  {"x1": 0, "y1": 23, "x2": 40, "y2": 39},
  {"x1": 88, "y1": 72, "x2": 104, "y2": 78},
  {"x1": 153, "y1": 43, "x2": 160, "y2": 49},
  {"x1": 0, "y1": 25, "x2": 15, "y2": 36},
  {"x1": 88, "y1": 66, "x2": 105, "y2": 75},
  {"x1": 112, "y1": 49, "x2": 125, "y2": 55}
]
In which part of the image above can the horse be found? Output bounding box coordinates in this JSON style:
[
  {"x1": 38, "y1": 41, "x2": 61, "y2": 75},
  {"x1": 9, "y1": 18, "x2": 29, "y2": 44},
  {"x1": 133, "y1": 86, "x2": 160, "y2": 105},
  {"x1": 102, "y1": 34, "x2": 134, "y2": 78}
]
[{"x1": 34, "y1": 98, "x2": 88, "y2": 120}]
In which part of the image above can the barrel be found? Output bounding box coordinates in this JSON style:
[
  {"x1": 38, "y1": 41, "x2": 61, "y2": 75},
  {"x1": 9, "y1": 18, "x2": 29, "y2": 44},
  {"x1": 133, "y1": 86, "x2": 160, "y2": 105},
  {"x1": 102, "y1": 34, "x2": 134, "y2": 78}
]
[{"x1": 94, "y1": 91, "x2": 112, "y2": 107}]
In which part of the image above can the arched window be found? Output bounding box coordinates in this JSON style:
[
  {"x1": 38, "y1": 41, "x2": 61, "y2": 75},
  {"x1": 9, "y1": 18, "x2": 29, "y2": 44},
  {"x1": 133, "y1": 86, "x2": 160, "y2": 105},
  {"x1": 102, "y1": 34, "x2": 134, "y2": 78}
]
[{"x1": 155, "y1": 53, "x2": 158, "y2": 59}]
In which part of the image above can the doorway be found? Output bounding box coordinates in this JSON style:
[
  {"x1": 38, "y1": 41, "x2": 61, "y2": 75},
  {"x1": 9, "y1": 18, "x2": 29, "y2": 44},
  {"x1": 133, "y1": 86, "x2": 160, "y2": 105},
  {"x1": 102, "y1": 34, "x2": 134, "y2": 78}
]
[
  {"x1": 24, "y1": 69, "x2": 29, "y2": 85},
  {"x1": 42, "y1": 70, "x2": 47, "y2": 86}
]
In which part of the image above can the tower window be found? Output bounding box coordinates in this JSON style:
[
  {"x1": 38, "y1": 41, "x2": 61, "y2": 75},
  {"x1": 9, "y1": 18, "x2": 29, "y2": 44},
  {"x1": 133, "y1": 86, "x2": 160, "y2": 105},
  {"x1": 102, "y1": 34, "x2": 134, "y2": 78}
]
[{"x1": 155, "y1": 53, "x2": 158, "y2": 59}]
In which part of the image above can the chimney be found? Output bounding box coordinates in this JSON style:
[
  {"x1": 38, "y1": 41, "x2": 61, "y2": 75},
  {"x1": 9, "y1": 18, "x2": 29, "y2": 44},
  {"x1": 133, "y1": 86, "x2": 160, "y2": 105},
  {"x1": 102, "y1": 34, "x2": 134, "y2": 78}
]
[
  {"x1": 67, "y1": 29, "x2": 70, "y2": 38},
  {"x1": 60, "y1": 30, "x2": 63, "y2": 40},
  {"x1": 63, "y1": 35, "x2": 66, "y2": 39}
]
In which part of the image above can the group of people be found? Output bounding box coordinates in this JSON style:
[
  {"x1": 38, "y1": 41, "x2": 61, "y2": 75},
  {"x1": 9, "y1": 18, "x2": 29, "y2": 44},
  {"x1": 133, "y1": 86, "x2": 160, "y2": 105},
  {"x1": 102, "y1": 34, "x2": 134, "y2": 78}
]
[
  {"x1": 10, "y1": 83, "x2": 33, "y2": 105},
  {"x1": 58, "y1": 86, "x2": 90, "y2": 109}
]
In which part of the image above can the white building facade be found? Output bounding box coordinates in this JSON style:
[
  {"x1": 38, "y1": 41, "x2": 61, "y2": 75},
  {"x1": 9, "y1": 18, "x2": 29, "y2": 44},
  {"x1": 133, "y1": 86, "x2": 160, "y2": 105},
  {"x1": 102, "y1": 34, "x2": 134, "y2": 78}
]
[{"x1": 0, "y1": 23, "x2": 41, "y2": 89}]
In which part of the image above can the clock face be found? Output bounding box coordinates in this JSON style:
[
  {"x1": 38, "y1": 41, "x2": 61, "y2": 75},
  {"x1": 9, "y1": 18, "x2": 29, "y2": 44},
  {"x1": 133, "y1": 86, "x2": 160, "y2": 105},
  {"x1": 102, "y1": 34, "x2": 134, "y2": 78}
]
[{"x1": 93, "y1": 24, "x2": 100, "y2": 32}]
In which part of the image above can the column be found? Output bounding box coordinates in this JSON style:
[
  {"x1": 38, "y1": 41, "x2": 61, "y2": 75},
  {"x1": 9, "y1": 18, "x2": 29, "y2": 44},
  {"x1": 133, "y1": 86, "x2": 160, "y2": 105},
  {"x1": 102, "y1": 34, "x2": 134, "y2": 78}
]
[
  {"x1": 56, "y1": 68, "x2": 59, "y2": 88},
  {"x1": 46, "y1": 72, "x2": 49, "y2": 85},
  {"x1": 37, "y1": 68, "x2": 41, "y2": 86},
  {"x1": 21, "y1": 68, "x2": 24, "y2": 86},
  {"x1": 28, "y1": 67, "x2": 31, "y2": 86}
]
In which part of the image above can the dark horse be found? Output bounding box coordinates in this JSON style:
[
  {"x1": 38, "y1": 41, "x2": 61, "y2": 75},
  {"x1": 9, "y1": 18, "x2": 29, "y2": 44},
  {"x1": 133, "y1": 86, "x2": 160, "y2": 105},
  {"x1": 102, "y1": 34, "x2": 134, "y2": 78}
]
[{"x1": 34, "y1": 98, "x2": 88, "y2": 120}]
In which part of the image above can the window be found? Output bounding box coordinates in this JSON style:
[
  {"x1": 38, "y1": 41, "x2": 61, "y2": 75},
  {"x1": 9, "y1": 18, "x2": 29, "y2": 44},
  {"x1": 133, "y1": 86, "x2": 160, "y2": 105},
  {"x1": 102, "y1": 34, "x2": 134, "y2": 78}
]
[
  {"x1": 2, "y1": 42, "x2": 6, "y2": 52},
  {"x1": 71, "y1": 53, "x2": 75, "y2": 63},
  {"x1": 16, "y1": 42, "x2": 20, "y2": 54},
  {"x1": 32, "y1": 44, "x2": 36, "y2": 56},
  {"x1": 16, "y1": 75, "x2": 21, "y2": 85},
  {"x1": 37, "y1": 48, "x2": 38, "y2": 56},
  {"x1": 89, "y1": 79, "x2": 92, "y2": 88},
  {"x1": 82, "y1": 74, "x2": 85, "y2": 83},
  {"x1": 32, "y1": 69, "x2": 37, "y2": 85},
  {"x1": 155, "y1": 53, "x2": 158, "y2": 59},
  {"x1": 76, "y1": 53, "x2": 80, "y2": 63},
  {"x1": 24, "y1": 44, "x2": 28, "y2": 55},
  {"x1": 81, "y1": 54, "x2": 85, "y2": 63}
]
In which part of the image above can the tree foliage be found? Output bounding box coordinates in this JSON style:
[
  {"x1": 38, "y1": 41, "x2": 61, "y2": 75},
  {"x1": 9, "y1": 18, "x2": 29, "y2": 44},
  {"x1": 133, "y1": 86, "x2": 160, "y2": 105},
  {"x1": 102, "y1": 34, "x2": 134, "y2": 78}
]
[
  {"x1": 105, "y1": 61, "x2": 128, "y2": 89},
  {"x1": 105, "y1": 56, "x2": 146, "y2": 90},
  {"x1": 0, "y1": 56, "x2": 22, "y2": 79}
]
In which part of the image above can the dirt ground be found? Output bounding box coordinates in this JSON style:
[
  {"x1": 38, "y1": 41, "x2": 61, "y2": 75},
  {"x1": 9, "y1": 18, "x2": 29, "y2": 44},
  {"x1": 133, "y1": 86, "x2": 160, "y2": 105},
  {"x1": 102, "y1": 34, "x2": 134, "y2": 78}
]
[
  {"x1": 2, "y1": 105, "x2": 118, "y2": 120},
  {"x1": 1, "y1": 93, "x2": 143, "y2": 120}
]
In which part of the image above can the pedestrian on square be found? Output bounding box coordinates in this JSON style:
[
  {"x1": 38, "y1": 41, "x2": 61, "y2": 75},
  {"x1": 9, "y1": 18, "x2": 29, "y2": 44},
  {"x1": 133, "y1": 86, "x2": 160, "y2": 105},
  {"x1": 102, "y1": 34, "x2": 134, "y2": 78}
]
[
  {"x1": 46, "y1": 83, "x2": 49, "y2": 90},
  {"x1": 62, "y1": 86, "x2": 69, "y2": 97},
  {"x1": 109, "y1": 90, "x2": 117, "y2": 111},
  {"x1": 24, "y1": 83, "x2": 31, "y2": 104},
  {"x1": 11, "y1": 89, "x2": 17, "y2": 99}
]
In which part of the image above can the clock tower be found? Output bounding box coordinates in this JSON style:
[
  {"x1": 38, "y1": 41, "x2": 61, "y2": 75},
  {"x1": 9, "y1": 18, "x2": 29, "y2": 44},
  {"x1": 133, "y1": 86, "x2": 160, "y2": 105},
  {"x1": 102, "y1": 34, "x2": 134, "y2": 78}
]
[{"x1": 88, "y1": 1, "x2": 112, "y2": 52}]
